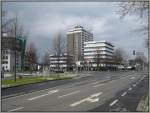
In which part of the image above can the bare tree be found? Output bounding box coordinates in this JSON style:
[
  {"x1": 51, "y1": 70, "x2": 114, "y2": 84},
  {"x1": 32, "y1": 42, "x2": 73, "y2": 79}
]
[
  {"x1": 51, "y1": 32, "x2": 65, "y2": 72},
  {"x1": 134, "y1": 53, "x2": 147, "y2": 70},
  {"x1": 42, "y1": 52, "x2": 50, "y2": 66},
  {"x1": 113, "y1": 48, "x2": 127, "y2": 65},
  {"x1": 2, "y1": 11, "x2": 28, "y2": 81},
  {"x1": 2, "y1": 11, "x2": 27, "y2": 39},
  {"x1": 26, "y1": 42, "x2": 38, "y2": 73},
  {"x1": 118, "y1": 1, "x2": 148, "y2": 18},
  {"x1": 66, "y1": 51, "x2": 73, "y2": 71},
  {"x1": 118, "y1": 1, "x2": 149, "y2": 47},
  {"x1": 94, "y1": 49, "x2": 101, "y2": 70}
]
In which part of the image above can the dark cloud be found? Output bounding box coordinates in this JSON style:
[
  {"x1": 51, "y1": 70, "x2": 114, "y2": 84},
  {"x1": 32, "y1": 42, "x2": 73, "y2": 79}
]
[{"x1": 3, "y1": 2, "x2": 148, "y2": 60}]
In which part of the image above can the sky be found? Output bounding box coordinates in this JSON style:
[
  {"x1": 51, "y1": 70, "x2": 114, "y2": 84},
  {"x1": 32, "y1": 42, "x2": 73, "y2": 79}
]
[{"x1": 2, "y1": 2, "x2": 148, "y2": 62}]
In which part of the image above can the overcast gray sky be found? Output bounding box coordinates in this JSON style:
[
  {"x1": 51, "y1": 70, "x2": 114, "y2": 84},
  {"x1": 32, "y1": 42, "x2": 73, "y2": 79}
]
[{"x1": 3, "y1": 2, "x2": 148, "y2": 62}]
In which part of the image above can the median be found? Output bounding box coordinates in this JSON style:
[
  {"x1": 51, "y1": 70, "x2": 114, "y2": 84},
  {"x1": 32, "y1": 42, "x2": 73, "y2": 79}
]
[{"x1": 2, "y1": 73, "x2": 73, "y2": 88}]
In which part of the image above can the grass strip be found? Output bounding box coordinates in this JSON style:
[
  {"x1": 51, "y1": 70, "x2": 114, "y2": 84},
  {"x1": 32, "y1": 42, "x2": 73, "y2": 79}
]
[{"x1": 2, "y1": 75, "x2": 72, "y2": 88}]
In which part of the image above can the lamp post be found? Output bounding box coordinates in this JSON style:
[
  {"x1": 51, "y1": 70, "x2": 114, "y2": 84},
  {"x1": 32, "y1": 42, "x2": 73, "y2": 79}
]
[{"x1": 14, "y1": 18, "x2": 17, "y2": 82}]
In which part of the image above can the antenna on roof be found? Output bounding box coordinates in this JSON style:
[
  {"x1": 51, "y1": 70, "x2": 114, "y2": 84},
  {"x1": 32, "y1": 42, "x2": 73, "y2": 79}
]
[{"x1": 75, "y1": 25, "x2": 83, "y2": 29}]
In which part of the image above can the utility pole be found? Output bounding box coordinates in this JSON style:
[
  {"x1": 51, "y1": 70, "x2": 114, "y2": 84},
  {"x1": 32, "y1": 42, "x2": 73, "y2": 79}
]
[{"x1": 14, "y1": 15, "x2": 17, "y2": 82}]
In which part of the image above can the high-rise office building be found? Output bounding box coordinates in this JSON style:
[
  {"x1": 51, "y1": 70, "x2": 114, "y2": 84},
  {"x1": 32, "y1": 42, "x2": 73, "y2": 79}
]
[{"x1": 67, "y1": 25, "x2": 93, "y2": 63}]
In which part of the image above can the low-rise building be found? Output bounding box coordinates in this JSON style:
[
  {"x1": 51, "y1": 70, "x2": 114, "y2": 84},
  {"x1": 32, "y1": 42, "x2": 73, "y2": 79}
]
[
  {"x1": 49, "y1": 53, "x2": 74, "y2": 72},
  {"x1": 84, "y1": 41, "x2": 115, "y2": 70}
]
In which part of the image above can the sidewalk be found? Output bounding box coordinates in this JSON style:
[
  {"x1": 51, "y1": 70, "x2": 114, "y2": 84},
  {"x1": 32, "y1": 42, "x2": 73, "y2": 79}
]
[{"x1": 136, "y1": 94, "x2": 149, "y2": 112}]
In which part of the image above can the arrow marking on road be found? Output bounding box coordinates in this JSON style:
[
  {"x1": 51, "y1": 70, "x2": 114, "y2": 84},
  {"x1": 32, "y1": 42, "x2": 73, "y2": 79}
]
[
  {"x1": 90, "y1": 92, "x2": 103, "y2": 97},
  {"x1": 28, "y1": 89, "x2": 59, "y2": 101},
  {"x1": 87, "y1": 97, "x2": 99, "y2": 102},
  {"x1": 70, "y1": 92, "x2": 103, "y2": 107}
]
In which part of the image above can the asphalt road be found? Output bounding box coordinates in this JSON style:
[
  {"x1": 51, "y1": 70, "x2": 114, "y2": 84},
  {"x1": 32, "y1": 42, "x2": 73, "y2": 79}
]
[
  {"x1": 1, "y1": 71, "x2": 134, "y2": 98},
  {"x1": 1, "y1": 71, "x2": 148, "y2": 112}
]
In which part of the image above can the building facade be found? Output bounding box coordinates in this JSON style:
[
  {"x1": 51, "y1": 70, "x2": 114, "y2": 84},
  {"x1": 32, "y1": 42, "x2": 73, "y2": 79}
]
[
  {"x1": 1, "y1": 33, "x2": 26, "y2": 72},
  {"x1": 1, "y1": 49, "x2": 19, "y2": 71},
  {"x1": 84, "y1": 41, "x2": 115, "y2": 69},
  {"x1": 49, "y1": 53, "x2": 74, "y2": 72},
  {"x1": 67, "y1": 25, "x2": 93, "y2": 63}
]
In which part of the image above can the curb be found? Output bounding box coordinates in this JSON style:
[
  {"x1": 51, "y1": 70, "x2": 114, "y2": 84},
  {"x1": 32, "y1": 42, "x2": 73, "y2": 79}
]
[{"x1": 136, "y1": 95, "x2": 149, "y2": 112}]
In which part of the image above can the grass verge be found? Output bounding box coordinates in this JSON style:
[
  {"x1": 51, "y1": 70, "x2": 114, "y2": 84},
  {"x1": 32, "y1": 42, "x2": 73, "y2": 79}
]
[{"x1": 2, "y1": 74, "x2": 73, "y2": 88}]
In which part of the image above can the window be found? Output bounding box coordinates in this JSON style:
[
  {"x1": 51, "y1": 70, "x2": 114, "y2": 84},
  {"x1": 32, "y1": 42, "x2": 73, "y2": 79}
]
[
  {"x1": 5, "y1": 51, "x2": 8, "y2": 54},
  {"x1": 2, "y1": 61, "x2": 8, "y2": 64},
  {"x1": 2, "y1": 56, "x2": 8, "y2": 59}
]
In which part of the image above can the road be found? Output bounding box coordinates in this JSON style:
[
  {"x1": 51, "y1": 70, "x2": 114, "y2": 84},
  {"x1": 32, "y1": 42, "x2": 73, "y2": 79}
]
[
  {"x1": 1, "y1": 71, "x2": 148, "y2": 112},
  {"x1": 1, "y1": 71, "x2": 133, "y2": 98}
]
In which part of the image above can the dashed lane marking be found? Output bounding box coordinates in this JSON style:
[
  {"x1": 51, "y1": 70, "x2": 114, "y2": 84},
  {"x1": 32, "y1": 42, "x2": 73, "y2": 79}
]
[
  {"x1": 121, "y1": 92, "x2": 127, "y2": 96},
  {"x1": 27, "y1": 89, "x2": 59, "y2": 101},
  {"x1": 109, "y1": 99, "x2": 118, "y2": 106},
  {"x1": 128, "y1": 88, "x2": 132, "y2": 91},
  {"x1": 133, "y1": 84, "x2": 136, "y2": 87},
  {"x1": 93, "y1": 83, "x2": 104, "y2": 88},
  {"x1": 130, "y1": 77, "x2": 135, "y2": 79},
  {"x1": 38, "y1": 83, "x2": 46, "y2": 86},
  {"x1": 58, "y1": 90, "x2": 80, "y2": 98},
  {"x1": 90, "y1": 82, "x2": 100, "y2": 85}
]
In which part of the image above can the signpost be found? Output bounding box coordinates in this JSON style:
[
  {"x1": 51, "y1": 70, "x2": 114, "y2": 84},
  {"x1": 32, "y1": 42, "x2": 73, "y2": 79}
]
[{"x1": 76, "y1": 61, "x2": 81, "y2": 73}]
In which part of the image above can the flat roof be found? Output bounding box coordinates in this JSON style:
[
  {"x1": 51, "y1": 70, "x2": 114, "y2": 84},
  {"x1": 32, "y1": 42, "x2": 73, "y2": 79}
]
[{"x1": 84, "y1": 41, "x2": 114, "y2": 47}]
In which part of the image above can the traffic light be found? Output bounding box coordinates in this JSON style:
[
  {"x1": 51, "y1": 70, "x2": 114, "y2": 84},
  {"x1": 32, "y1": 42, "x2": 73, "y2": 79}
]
[{"x1": 133, "y1": 50, "x2": 135, "y2": 55}]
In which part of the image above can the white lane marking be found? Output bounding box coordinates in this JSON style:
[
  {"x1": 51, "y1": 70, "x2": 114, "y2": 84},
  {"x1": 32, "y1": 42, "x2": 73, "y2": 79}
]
[
  {"x1": 128, "y1": 88, "x2": 132, "y2": 91},
  {"x1": 93, "y1": 83, "x2": 104, "y2": 88},
  {"x1": 74, "y1": 77, "x2": 82, "y2": 79},
  {"x1": 86, "y1": 98, "x2": 99, "y2": 102},
  {"x1": 133, "y1": 84, "x2": 136, "y2": 87},
  {"x1": 47, "y1": 90, "x2": 59, "y2": 94},
  {"x1": 70, "y1": 92, "x2": 103, "y2": 107},
  {"x1": 90, "y1": 92, "x2": 103, "y2": 97},
  {"x1": 58, "y1": 90, "x2": 80, "y2": 98},
  {"x1": 28, "y1": 89, "x2": 59, "y2": 101},
  {"x1": 106, "y1": 76, "x2": 110, "y2": 78},
  {"x1": 121, "y1": 92, "x2": 127, "y2": 96},
  {"x1": 130, "y1": 77, "x2": 135, "y2": 79},
  {"x1": 109, "y1": 99, "x2": 118, "y2": 106},
  {"x1": 90, "y1": 81, "x2": 100, "y2": 85},
  {"x1": 9, "y1": 107, "x2": 24, "y2": 112},
  {"x1": 74, "y1": 75, "x2": 91, "y2": 79},
  {"x1": 38, "y1": 83, "x2": 45, "y2": 86}
]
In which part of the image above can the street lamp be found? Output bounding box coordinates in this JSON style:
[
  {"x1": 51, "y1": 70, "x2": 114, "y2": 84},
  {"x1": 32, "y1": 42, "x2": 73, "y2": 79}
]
[{"x1": 14, "y1": 18, "x2": 17, "y2": 82}]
